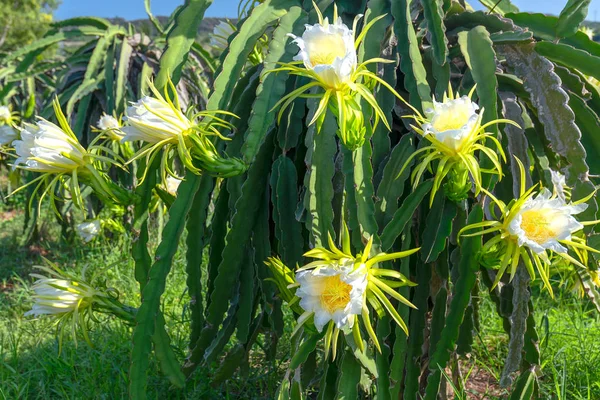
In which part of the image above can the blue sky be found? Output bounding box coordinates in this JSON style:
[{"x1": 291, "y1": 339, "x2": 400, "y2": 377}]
[{"x1": 55, "y1": 0, "x2": 600, "y2": 21}]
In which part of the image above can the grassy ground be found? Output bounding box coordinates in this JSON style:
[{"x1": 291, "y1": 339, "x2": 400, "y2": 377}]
[{"x1": 1, "y1": 194, "x2": 600, "y2": 399}]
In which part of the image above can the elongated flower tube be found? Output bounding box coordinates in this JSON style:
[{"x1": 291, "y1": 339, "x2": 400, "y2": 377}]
[
  {"x1": 398, "y1": 86, "x2": 518, "y2": 204},
  {"x1": 25, "y1": 262, "x2": 136, "y2": 350},
  {"x1": 268, "y1": 2, "x2": 413, "y2": 150},
  {"x1": 77, "y1": 220, "x2": 102, "y2": 243},
  {"x1": 10, "y1": 99, "x2": 132, "y2": 211},
  {"x1": 266, "y1": 225, "x2": 419, "y2": 359},
  {"x1": 121, "y1": 79, "x2": 246, "y2": 183},
  {"x1": 459, "y1": 158, "x2": 600, "y2": 296}
]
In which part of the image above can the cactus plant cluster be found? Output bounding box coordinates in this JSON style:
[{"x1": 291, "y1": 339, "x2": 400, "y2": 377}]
[{"x1": 2, "y1": 0, "x2": 600, "y2": 398}]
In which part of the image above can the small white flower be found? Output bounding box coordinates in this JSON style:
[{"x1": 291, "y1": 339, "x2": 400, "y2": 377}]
[
  {"x1": 295, "y1": 260, "x2": 367, "y2": 332},
  {"x1": 422, "y1": 96, "x2": 480, "y2": 152},
  {"x1": 97, "y1": 114, "x2": 120, "y2": 131},
  {"x1": 97, "y1": 114, "x2": 124, "y2": 141},
  {"x1": 121, "y1": 96, "x2": 193, "y2": 144},
  {"x1": 13, "y1": 120, "x2": 87, "y2": 173},
  {"x1": 0, "y1": 124, "x2": 17, "y2": 146},
  {"x1": 0, "y1": 106, "x2": 10, "y2": 123},
  {"x1": 550, "y1": 170, "x2": 567, "y2": 201},
  {"x1": 165, "y1": 176, "x2": 181, "y2": 196},
  {"x1": 508, "y1": 188, "x2": 586, "y2": 254},
  {"x1": 210, "y1": 21, "x2": 236, "y2": 51},
  {"x1": 76, "y1": 220, "x2": 101, "y2": 243},
  {"x1": 290, "y1": 17, "x2": 357, "y2": 89},
  {"x1": 25, "y1": 276, "x2": 95, "y2": 317}
]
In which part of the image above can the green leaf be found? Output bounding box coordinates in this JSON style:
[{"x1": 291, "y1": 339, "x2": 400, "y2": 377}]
[
  {"x1": 241, "y1": 5, "x2": 306, "y2": 164},
  {"x1": 506, "y1": 12, "x2": 600, "y2": 55},
  {"x1": 155, "y1": 0, "x2": 213, "y2": 91},
  {"x1": 206, "y1": 0, "x2": 296, "y2": 112},
  {"x1": 458, "y1": 25, "x2": 499, "y2": 135},
  {"x1": 152, "y1": 314, "x2": 185, "y2": 388},
  {"x1": 4, "y1": 28, "x2": 107, "y2": 63},
  {"x1": 349, "y1": 135, "x2": 379, "y2": 240},
  {"x1": 489, "y1": 31, "x2": 533, "y2": 43},
  {"x1": 403, "y1": 261, "x2": 431, "y2": 399},
  {"x1": 211, "y1": 344, "x2": 246, "y2": 384},
  {"x1": 568, "y1": 93, "x2": 600, "y2": 176},
  {"x1": 499, "y1": 42, "x2": 589, "y2": 182},
  {"x1": 271, "y1": 155, "x2": 304, "y2": 268},
  {"x1": 477, "y1": 0, "x2": 519, "y2": 15},
  {"x1": 144, "y1": 0, "x2": 165, "y2": 34},
  {"x1": 289, "y1": 332, "x2": 324, "y2": 370},
  {"x1": 115, "y1": 39, "x2": 133, "y2": 115},
  {"x1": 421, "y1": 194, "x2": 457, "y2": 263},
  {"x1": 391, "y1": 0, "x2": 432, "y2": 110},
  {"x1": 556, "y1": 0, "x2": 591, "y2": 38},
  {"x1": 446, "y1": 10, "x2": 522, "y2": 33},
  {"x1": 422, "y1": 0, "x2": 449, "y2": 66},
  {"x1": 535, "y1": 41, "x2": 600, "y2": 81},
  {"x1": 186, "y1": 176, "x2": 215, "y2": 347},
  {"x1": 509, "y1": 369, "x2": 537, "y2": 400},
  {"x1": 423, "y1": 205, "x2": 483, "y2": 400},
  {"x1": 380, "y1": 180, "x2": 433, "y2": 251},
  {"x1": 129, "y1": 173, "x2": 201, "y2": 400},
  {"x1": 51, "y1": 16, "x2": 113, "y2": 30},
  {"x1": 303, "y1": 110, "x2": 336, "y2": 247},
  {"x1": 375, "y1": 135, "x2": 416, "y2": 230},
  {"x1": 105, "y1": 40, "x2": 116, "y2": 113},
  {"x1": 190, "y1": 131, "x2": 275, "y2": 370},
  {"x1": 336, "y1": 350, "x2": 362, "y2": 400},
  {"x1": 236, "y1": 246, "x2": 256, "y2": 343}
]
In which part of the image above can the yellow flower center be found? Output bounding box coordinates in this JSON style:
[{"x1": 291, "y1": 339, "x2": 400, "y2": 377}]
[
  {"x1": 431, "y1": 109, "x2": 471, "y2": 133},
  {"x1": 320, "y1": 275, "x2": 352, "y2": 313},
  {"x1": 308, "y1": 35, "x2": 347, "y2": 66},
  {"x1": 520, "y1": 209, "x2": 557, "y2": 244}
]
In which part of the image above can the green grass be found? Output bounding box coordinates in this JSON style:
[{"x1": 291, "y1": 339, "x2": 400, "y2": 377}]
[
  {"x1": 2, "y1": 195, "x2": 600, "y2": 399},
  {"x1": 0, "y1": 198, "x2": 288, "y2": 399}
]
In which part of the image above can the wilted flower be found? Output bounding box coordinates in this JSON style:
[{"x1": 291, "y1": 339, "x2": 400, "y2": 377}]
[
  {"x1": 400, "y1": 86, "x2": 517, "y2": 203},
  {"x1": 165, "y1": 175, "x2": 182, "y2": 196},
  {"x1": 460, "y1": 159, "x2": 599, "y2": 295},
  {"x1": 267, "y1": 225, "x2": 419, "y2": 358},
  {"x1": 550, "y1": 170, "x2": 568, "y2": 201},
  {"x1": 122, "y1": 80, "x2": 246, "y2": 181},
  {"x1": 269, "y1": 2, "x2": 412, "y2": 150},
  {"x1": 77, "y1": 220, "x2": 101, "y2": 243},
  {"x1": 0, "y1": 124, "x2": 17, "y2": 146}
]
